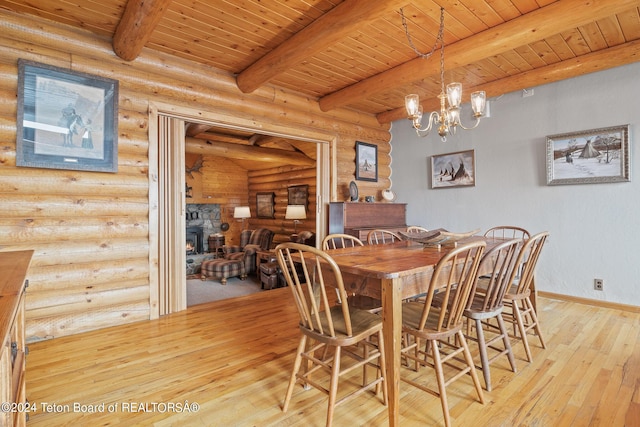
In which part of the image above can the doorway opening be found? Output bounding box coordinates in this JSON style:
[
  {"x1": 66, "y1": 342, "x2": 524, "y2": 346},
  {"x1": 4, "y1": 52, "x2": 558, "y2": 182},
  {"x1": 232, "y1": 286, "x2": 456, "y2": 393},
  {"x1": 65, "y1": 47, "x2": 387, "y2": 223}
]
[{"x1": 149, "y1": 103, "x2": 332, "y2": 317}]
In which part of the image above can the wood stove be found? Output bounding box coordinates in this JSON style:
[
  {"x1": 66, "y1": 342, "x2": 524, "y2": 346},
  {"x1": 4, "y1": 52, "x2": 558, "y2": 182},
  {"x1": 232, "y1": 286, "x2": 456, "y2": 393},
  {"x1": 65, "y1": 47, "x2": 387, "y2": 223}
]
[{"x1": 186, "y1": 226, "x2": 204, "y2": 254}]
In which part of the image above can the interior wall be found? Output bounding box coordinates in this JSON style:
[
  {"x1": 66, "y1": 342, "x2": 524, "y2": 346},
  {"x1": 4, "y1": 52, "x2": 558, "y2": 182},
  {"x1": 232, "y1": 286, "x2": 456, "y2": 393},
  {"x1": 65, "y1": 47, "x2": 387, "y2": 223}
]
[
  {"x1": 248, "y1": 166, "x2": 317, "y2": 246},
  {"x1": 185, "y1": 152, "x2": 249, "y2": 247},
  {"x1": 0, "y1": 10, "x2": 391, "y2": 341},
  {"x1": 390, "y1": 61, "x2": 640, "y2": 306}
]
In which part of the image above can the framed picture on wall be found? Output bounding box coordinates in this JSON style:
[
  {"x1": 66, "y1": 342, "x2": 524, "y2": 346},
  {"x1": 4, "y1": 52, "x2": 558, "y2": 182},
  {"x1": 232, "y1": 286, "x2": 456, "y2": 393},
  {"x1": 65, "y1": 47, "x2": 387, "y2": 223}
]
[
  {"x1": 546, "y1": 124, "x2": 630, "y2": 185},
  {"x1": 287, "y1": 185, "x2": 308, "y2": 211},
  {"x1": 256, "y1": 192, "x2": 275, "y2": 218},
  {"x1": 355, "y1": 141, "x2": 378, "y2": 182},
  {"x1": 431, "y1": 149, "x2": 476, "y2": 189},
  {"x1": 15, "y1": 59, "x2": 119, "y2": 173}
]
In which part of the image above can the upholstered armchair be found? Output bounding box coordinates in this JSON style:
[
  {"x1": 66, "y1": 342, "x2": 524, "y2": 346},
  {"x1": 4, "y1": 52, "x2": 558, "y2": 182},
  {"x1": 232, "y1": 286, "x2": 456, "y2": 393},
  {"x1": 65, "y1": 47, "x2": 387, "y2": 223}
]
[
  {"x1": 293, "y1": 230, "x2": 316, "y2": 246},
  {"x1": 224, "y1": 228, "x2": 274, "y2": 275}
]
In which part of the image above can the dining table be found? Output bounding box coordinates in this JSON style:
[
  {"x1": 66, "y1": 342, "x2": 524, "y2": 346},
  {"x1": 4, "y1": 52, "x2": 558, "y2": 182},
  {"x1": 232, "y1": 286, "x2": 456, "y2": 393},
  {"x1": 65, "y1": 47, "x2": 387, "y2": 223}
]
[{"x1": 323, "y1": 235, "x2": 509, "y2": 427}]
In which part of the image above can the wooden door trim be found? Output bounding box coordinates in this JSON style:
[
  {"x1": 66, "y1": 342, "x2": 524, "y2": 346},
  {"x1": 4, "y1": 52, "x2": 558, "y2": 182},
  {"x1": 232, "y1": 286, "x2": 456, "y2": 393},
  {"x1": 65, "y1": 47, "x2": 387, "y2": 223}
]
[{"x1": 148, "y1": 102, "x2": 334, "y2": 316}]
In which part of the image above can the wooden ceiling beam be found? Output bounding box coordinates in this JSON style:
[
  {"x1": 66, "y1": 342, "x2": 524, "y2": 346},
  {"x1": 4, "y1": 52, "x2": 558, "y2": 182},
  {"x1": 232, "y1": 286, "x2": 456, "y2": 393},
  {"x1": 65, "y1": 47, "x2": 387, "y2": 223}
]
[
  {"x1": 319, "y1": 0, "x2": 639, "y2": 112},
  {"x1": 377, "y1": 39, "x2": 640, "y2": 124},
  {"x1": 235, "y1": 0, "x2": 406, "y2": 94},
  {"x1": 113, "y1": 0, "x2": 173, "y2": 61},
  {"x1": 185, "y1": 123, "x2": 212, "y2": 137},
  {"x1": 185, "y1": 137, "x2": 314, "y2": 166}
]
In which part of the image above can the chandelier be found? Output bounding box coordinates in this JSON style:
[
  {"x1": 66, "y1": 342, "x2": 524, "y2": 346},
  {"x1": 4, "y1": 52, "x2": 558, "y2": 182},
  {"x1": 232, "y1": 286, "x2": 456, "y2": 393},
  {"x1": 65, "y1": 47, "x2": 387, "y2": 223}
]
[{"x1": 402, "y1": 8, "x2": 486, "y2": 141}]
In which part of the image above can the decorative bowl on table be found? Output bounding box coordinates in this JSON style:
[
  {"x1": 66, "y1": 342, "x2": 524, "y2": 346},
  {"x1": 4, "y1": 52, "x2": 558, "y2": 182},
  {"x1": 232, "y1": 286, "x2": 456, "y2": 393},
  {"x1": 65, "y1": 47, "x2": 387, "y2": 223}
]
[{"x1": 399, "y1": 228, "x2": 481, "y2": 248}]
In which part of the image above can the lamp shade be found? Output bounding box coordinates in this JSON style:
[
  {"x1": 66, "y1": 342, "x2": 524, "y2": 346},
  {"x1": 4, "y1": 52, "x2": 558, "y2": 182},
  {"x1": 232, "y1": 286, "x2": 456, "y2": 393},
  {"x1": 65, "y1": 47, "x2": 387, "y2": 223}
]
[
  {"x1": 285, "y1": 205, "x2": 306, "y2": 220},
  {"x1": 470, "y1": 91, "x2": 487, "y2": 116},
  {"x1": 446, "y1": 82, "x2": 462, "y2": 108},
  {"x1": 405, "y1": 94, "x2": 420, "y2": 118},
  {"x1": 233, "y1": 206, "x2": 251, "y2": 219}
]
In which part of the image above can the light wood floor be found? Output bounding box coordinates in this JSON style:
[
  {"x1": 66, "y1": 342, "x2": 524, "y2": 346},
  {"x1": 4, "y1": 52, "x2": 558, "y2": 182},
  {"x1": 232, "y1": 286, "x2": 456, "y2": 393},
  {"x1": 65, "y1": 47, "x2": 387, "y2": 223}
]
[{"x1": 26, "y1": 289, "x2": 640, "y2": 426}]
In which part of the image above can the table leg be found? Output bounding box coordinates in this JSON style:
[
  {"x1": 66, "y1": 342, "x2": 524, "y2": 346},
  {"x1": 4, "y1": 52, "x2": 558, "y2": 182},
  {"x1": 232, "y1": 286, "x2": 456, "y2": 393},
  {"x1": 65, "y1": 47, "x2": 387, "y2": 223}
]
[{"x1": 381, "y1": 277, "x2": 402, "y2": 427}]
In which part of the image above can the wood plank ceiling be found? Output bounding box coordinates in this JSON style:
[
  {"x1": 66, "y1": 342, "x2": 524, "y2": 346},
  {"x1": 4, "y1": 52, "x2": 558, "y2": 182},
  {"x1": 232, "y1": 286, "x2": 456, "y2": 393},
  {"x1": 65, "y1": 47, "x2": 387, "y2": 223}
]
[{"x1": 2, "y1": 0, "x2": 639, "y2": 160}]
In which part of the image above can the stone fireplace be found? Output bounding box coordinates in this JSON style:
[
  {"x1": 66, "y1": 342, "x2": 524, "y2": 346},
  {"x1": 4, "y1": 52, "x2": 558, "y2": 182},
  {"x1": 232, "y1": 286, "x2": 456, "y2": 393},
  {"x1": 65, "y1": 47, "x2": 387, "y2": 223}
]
[
  {"x1": 185, "y1": 203, "x2": 222, "y2": 252},
  {"x1": 185, "y1": 204, "x2": 222, "y2": 276}
]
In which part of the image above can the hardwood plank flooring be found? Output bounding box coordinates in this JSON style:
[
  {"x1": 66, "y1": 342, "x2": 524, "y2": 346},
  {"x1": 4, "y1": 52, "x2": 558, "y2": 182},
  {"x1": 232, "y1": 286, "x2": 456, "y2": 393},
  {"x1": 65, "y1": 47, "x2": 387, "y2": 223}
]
[{"x1": 25, "y1": 291, "x2": 640, "y2": 426}]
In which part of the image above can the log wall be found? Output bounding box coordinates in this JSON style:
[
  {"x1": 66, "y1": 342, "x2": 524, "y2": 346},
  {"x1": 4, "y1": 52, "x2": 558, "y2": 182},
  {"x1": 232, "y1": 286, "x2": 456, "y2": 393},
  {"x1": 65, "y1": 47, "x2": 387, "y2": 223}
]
[
  {"x1": 0, "y1": 10, "x2": 391, "y2": 341},
  {"x1": 248, "y1": 165, "x2": 317, "y2": 246},
  {"x1": 185, "y1": 153, "x2": 249, "y2": 247}
]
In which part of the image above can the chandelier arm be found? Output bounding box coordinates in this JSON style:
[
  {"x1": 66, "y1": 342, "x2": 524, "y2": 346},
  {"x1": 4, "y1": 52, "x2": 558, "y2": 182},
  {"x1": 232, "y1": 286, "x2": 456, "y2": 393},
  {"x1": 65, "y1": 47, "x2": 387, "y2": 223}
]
[
  {"x1": 456, "y1": 117, "x2": 482, "y2": 131},
  {"x1": 412, "y1": 111, "x2": 440, "y2": 134}
]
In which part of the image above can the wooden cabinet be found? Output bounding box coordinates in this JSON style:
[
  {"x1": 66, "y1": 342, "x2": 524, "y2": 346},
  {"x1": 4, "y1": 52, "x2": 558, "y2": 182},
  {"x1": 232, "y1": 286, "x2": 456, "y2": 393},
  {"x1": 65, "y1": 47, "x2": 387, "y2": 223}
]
[
  {"x1": 329, "y1": 202, "x2": 407, "y2": 242},
  {"x1": 0, "y1": 250, "x2": 32, "y2": 427}
]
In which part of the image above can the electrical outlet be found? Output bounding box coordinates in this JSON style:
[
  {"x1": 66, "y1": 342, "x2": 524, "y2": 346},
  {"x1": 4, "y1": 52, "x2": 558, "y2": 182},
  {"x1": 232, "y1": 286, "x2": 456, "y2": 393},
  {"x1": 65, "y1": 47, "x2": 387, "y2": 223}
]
[{"x1": 594, "y1": 278, "x2": 604, "y2": 291}]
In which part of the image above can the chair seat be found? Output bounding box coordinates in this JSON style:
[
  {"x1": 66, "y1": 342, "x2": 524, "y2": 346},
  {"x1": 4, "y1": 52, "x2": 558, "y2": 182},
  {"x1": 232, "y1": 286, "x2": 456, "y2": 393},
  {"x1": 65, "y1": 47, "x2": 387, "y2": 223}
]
[
  {"x1": 504, "y1": 285, "x2": 530, "y2": 301},
  {"x1": 304, "y1": 306, "x2": 383, "y2": 345},
  {"x1": 402, "y1": 301, "x2": 463, "y2": 339}
]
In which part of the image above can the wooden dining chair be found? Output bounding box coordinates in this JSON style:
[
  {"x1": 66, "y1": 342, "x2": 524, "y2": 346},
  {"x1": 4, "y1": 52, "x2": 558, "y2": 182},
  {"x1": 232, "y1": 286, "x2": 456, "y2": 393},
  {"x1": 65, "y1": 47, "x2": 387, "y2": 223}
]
[
  {"x1": 367, "y1": 229, "x2": 403, "y2": 245},
  {"x1": 484, "y1": 225, "x2": 530, "y2": 240},
  {"x1": 322, "y1": 233, "x2": 364, "y2": 250},
  {"x1": 276, "y1": 242, "x2": 387, "y2": 427},
  {"x1": 322, "y1": 233, "x2": 381, "y2": 312},
  {"x1": 407, "y1": 225, "x2": 429, "y2": 233},
  {"x1": 482, "y1": 226, "x2": 530, "y2": 283},
  {"x1": 463, "y1": 238, "x2": 523, "y2": 391},
  {"x1": 400, "y1": 240, "x2": 487, "y2": 427},
  {"x1": 499, "y1": 231, "x2": 549, "y2": 363}
]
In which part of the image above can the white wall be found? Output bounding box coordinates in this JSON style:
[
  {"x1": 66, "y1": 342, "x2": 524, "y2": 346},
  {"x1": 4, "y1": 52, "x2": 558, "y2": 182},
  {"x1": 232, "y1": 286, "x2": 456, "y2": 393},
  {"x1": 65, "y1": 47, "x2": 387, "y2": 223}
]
[{"x1": 390, "y1": 62, "x2": 640, "y2": 306}]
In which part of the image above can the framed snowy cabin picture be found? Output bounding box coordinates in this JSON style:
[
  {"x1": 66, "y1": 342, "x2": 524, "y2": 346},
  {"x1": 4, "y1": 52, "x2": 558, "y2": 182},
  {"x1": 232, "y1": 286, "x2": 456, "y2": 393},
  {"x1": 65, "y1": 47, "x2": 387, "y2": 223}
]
[
  {"x1": 546, "y1": 125, "x2": 630, "y2": 185},
  {"x1": 431, "y1": 149, "x2": 476, "y2": 189}
]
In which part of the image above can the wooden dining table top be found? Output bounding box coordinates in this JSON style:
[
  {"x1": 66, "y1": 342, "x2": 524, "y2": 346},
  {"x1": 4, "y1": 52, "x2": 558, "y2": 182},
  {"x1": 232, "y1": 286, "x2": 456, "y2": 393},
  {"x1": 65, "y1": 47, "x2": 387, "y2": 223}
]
[{"x1": 323, "y1": 235, "x2": 503, "y2": 276}]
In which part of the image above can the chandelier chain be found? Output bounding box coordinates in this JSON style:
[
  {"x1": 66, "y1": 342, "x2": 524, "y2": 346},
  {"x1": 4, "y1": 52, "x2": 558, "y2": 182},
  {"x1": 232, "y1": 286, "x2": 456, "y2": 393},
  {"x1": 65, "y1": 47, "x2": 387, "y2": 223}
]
[{"x1": 400, "y1": 7, "x2": 445, "y2": 61}]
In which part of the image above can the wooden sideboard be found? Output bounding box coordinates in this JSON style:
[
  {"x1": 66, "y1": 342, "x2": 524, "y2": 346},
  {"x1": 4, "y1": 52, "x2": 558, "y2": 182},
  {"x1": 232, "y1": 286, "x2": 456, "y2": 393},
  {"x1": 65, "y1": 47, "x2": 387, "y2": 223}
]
[
  {"x1": 329, "y1": 202, "x2": 407, "y2": 242},
  {"x1": 0, "y1": 250, "x2": 32, "y2": 427}
]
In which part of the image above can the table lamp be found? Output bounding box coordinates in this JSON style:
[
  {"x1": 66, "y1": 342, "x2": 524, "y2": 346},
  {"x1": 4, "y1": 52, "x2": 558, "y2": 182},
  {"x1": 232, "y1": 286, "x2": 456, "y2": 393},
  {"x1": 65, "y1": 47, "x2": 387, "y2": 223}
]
[
  {"x1": 285, "y1": 205, "x2": 306, "y2": 236},
  {"x1": 234, "y1": 206, "x2": 251, "y2": 230}
]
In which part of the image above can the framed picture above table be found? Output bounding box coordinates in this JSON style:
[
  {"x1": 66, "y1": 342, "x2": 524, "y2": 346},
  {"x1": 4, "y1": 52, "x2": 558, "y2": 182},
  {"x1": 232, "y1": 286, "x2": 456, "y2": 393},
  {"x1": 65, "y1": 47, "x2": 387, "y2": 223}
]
[
  {"x1": 546, "y1": 124, "x2": 630, "y2": 185},
  {"x1": 431, "y1": 149, "x2": 476, "y2": 189},
  {"x1": 15, "y1": 59, "x2": 119, "y2": 173}
]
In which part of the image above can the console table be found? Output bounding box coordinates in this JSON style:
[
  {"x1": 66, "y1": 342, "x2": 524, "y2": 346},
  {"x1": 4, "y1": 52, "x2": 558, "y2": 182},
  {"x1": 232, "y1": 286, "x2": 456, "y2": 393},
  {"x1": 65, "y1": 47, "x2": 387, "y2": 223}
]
[
  {"x1": 0, "y1": 250, "x2": 32, "y2": 427},
  {"x1": 329, "y1": 202, "x2": 407, "y2": 242}
]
